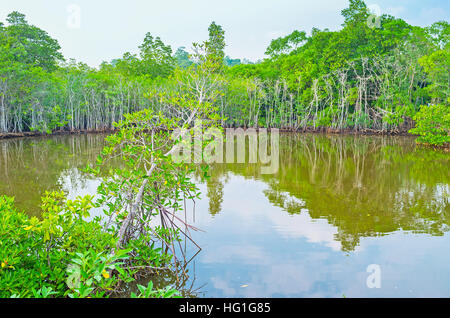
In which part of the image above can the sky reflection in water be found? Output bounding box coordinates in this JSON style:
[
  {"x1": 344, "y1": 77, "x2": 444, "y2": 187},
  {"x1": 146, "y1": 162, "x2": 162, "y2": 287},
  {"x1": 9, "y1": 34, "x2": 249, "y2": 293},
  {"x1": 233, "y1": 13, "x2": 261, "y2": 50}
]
[{"x1": 0, "y1": 133, "x2": 449, "y2": 297}]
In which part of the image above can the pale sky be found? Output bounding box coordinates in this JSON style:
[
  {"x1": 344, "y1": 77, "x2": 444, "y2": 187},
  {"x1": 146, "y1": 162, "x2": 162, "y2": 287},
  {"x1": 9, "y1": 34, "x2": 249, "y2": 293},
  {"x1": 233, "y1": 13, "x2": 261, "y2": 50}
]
[{"x1": 0, "y1": 0, "x2": 448, "y2": 67}]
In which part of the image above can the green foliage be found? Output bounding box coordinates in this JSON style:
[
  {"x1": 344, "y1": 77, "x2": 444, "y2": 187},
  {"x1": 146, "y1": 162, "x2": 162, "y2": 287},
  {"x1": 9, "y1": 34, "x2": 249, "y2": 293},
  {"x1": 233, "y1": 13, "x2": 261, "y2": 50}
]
[
  {"x1": 418, "y1": 49, "x2": 450, "y2": 103},
  {"x1": 66, "y1": 249, "x2": 129, "y2": 298},
  {"x1": 0, "y1": 192, "x2": 110, "y2": 297},
  {"x1": 0, "y1": 2, "x2": 448, "y2": 137},
  {"x1": 174, "y1": 47, "x2": 194, "y2": 68},
  {"x1": 3, "y1": 11, "x2": 64, "y2": 71},
  {"x1": 0, "y1": 0, "x2": 448, "y2": 299},
  {"x1": 0, "y1": 193, "x2": 177, "y2": 298},
  {"x1": 138, "y1": 32, "x2": 175, "y2": 78},
  {"x1": 409, "y1": 104, "x2": 450, "y2": 146},
  {"x1": 191, "y1": 21, "x2": 226, "y2": 74},
  {"x1": 224, "y1": 56, "x2": 241, "y2": 67},
  {"x1": 265, "y1": 30, "x2": 307, "y2": 57},
  {"x1": 130, "y1": 281, "x2": 180, "y2": 298},
  {"x1": 206, "y1": 21, "x2": 226, "y2": 71},
  {"x1": 31, "y1": 286, "x2": 57, "y2": 298},
  {"x1": 93, "y1": 93, "x2": 223, "y2": 251},
  {"x1": 222, "y1": 0, "x2": 446, "y2": 132},
  {"x1": 341, "y1": 0, "x2": 369, "y2": 26}
]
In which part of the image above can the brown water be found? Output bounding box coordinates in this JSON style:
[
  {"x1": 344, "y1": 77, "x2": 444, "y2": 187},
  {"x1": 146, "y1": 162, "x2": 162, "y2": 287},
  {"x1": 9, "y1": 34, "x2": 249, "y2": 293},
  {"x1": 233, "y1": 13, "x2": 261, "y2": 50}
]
[{"x1": 0, "y1": 133, "x2": 449, "y2": 297}]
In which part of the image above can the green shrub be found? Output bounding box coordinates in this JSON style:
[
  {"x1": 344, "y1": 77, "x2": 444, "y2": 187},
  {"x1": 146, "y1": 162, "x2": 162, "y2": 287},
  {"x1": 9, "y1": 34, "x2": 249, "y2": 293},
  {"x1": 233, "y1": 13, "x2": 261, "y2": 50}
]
[
  {"x1": 0, "y1": 193, "x2": 116, "y2": 297},
  {"x1": 409, "y1": 104, "x2": 450, "y2": 146},
  {"x1": 0, "y1": 193, "x2": 178, "y2": 298}
]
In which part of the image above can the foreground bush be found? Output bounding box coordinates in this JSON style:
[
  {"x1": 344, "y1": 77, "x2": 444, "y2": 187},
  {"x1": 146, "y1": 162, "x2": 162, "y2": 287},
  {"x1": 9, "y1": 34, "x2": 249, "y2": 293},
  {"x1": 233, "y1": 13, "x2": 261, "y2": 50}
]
[
  {"x1": 0, "y1": 193, "x2": 178, "y2": 298},
  {"x1": 409, "y1": 104, "x2": 450, "y2": 147}
]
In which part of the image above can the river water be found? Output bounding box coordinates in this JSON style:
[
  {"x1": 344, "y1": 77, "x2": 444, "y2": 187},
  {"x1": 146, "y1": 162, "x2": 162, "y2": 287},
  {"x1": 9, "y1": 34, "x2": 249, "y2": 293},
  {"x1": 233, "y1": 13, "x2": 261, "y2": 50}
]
[{"x1": 0, "y1": 133, "x2": 449, "y2": 297}]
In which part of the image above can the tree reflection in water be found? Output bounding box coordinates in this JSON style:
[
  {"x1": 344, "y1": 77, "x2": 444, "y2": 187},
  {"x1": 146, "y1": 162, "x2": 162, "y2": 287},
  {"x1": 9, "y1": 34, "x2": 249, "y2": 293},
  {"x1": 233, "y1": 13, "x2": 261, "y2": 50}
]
[
  {"x1": 199, "y1": 133, "x2": 449, "y2": 251},
  {"x1": 1, "y1": 133, "x2": 449, "y2": 296}
]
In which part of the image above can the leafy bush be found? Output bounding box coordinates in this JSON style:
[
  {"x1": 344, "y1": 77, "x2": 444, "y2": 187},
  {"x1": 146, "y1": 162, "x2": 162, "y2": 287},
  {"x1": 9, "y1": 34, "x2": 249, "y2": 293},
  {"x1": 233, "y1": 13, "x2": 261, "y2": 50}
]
[
  {"x1": 0, "y1": 193, "x2": 178, "y2": 298},
  {"x1": 409, "y1": 104, "x2": 450, "y2": 146}
]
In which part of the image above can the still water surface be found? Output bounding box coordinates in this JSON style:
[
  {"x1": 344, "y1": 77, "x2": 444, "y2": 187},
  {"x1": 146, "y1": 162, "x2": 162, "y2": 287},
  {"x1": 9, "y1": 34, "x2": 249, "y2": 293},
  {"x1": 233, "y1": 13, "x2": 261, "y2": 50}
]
[{"x1": 0, "y1": 133, "x2": 449, "y2": 297}]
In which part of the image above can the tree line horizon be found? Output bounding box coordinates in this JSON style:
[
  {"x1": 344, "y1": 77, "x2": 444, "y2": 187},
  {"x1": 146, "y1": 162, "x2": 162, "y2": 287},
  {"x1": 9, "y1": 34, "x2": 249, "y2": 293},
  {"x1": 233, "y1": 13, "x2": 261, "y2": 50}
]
[{"x1": 0, "y1": 0, "x2": 448, "y2": 145}]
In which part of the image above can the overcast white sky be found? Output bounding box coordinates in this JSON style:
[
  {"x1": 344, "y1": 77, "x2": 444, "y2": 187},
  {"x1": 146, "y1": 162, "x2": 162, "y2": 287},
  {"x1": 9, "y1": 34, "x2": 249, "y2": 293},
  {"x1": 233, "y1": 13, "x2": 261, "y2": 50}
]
[{"x1": 0, "y1": 0, "x2": 448, "y2": 67}]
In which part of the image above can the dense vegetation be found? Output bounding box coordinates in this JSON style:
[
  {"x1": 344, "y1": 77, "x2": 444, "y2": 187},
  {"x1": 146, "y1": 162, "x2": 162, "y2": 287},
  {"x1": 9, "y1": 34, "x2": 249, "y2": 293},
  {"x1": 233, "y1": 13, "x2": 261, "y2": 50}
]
[
  {"x1": 0, "y1": 193, "x2": 179, "y2": 298},
  {"x1": 0, "y1": 11, "x2": 225, "y2": 298},
  {"x1": 0, "y1": 0, "x2": 448, "y2": 145},
  {"x1": 0, "y1": 0, "x2": 448, "y2": 298}
]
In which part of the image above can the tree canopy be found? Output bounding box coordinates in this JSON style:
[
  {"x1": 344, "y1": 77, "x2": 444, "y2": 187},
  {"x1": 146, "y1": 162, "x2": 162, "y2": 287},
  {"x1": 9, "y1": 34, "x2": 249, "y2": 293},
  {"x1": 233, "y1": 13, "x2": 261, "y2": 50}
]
[{"x1": 0, "y1": 1, "x2": 448, "y2": 145}]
